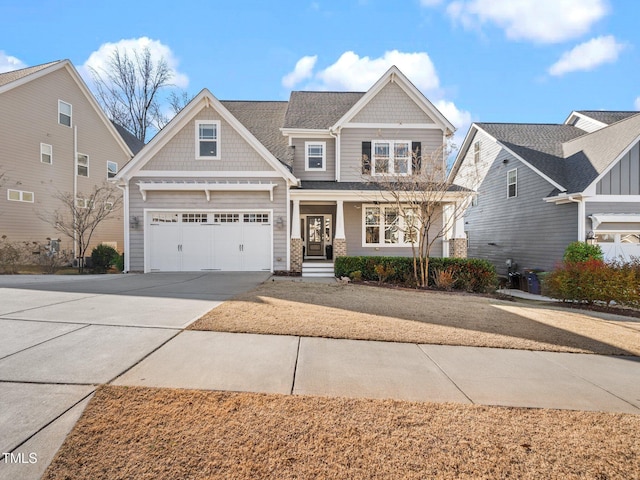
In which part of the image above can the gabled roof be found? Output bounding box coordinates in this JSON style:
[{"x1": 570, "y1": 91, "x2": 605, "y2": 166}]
[
  {"x1": 450, "y1": 111, "x2": 640, "y2": 196},
  {"x1": 283, "y1": 92, "x2": 364, "y2": 129},
  {"x1": 576, "y1": 110, "x2": 638, "y2": 126},
  {"x1": 112, "y1": 122, "x2": 145, "y2": 155},
  {"x1": 332, "y1": 66, "x2": 455, "y2": 133},
  {"x1": 222, "y1": 100, "x2": 291, "y2": 166},
  {"x1": 0, "y1": 59, "x2": 134, "y2": 158},
  {"x1": 116, "y1": 89, "x2": 298, "y2": 184},
  {"x1": 0, "y1": 61, "x2": 61, "y2": 87}
]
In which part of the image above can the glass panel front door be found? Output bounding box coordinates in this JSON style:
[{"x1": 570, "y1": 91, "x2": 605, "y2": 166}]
[{"x1": 307, "y1": 215, "x2": 324, "y2": 257}]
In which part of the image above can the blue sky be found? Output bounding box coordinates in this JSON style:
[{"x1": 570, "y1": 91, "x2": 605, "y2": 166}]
[{"x1": 1, "y1": 0, "x2": 639, "y2": 146}]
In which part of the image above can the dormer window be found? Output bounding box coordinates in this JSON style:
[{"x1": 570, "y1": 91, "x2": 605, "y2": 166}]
[
  {"x1": 196, "y1": 120, "x2": 220, "y2": 159},
  {"x1": 305, "y1": 142, "x2": 326, "y2": 171}
]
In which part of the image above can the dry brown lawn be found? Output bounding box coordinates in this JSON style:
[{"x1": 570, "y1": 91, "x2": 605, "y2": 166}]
[
  {"x1": 189, "y1": 280, "x2": 640, "y2": 356},
  {"x1": 44, "y1": 386, "x2": 640, "y2": 480}
]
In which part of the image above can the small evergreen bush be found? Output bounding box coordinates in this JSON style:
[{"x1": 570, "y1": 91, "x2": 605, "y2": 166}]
[
  {"x1": 91, "y1": 244, "x2": 119, "y2": 273},
  {"x1": 563, "y1": 241, "x2": 603, "y2": 263}
]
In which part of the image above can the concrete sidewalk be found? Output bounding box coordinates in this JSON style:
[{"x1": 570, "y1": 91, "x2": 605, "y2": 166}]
[{"x1": 114, "y1": 331, "x2": 640, "y2": 414}]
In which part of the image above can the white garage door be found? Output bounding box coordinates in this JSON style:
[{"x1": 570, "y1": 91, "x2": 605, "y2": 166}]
[
  {"x1": 595, "y1": 232, "x2": 640, "y2": 262},
  {"x1": 147, "y1": 211, "x2": 271, "y2": 272}
]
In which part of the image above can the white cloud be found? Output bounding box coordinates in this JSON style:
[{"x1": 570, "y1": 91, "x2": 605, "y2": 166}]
[
  {"x1": 297, "y1": 50, "x2": 440, "y2": 93},
  {"x1": 282, "y1": 55, "x2": 317, "y2": 88},
  {"x1": 446, "y1": 0, "x2": 608, "y2": 44},
  {"x1": 548, "y1": 35, "x2": 624, "y2": 76},
  {"x1": 81, "y1": 37, "x2": 188, "y2": 88},
  {"x1": 435, "y1": 100, "x2": 472, "y2": 157},
  {"x1": 420, "y1": 0, "x2": 444, "y2": 6},
  {"x1": 634, "y1": 97, "x2": 640, "y2": 111},
  {"x1": 0, "y1": 51, "x2": 27, "y2": 73}
]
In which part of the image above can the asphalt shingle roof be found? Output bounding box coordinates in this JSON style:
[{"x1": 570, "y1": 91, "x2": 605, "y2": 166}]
[
  {"x1": 283, "y1": 91, "x2": 364, "y2": 129},
  {"x1": 577, "y1": 110, "x2": 638, "y2": 125},
  {"x1": 112, "y1": 122, "x2": 145, "y2": 155},
  {"x1": 0, "y1": 61, "x2": 61, "y2": 87},
  {"x1": 221, "y1": 100, "x2": 291, "y2": 167}
]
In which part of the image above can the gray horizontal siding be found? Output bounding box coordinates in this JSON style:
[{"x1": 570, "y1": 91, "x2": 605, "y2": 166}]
[
  {"x1": 291, "y1": 137, "x2": 335, "y2": 181},
  {"x1": 596, "y1": 141, "x2": 640, "y2": 195},
  {"x1": 465, "y1": 149, "x2": 577, "y2": 275},
  {"x1": 351, "y1": 82, "x2": 434, "y2": 124},
  {"x1": 339, "y1": 128, "x2": 444, "y2": 182},
  {"x1": 128, "y1": 176, "x2": 288, "y2": 272}
]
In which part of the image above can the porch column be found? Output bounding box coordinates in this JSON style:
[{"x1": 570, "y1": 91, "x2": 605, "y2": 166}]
[
  {"x1": 448, "y1": 203, "x2": 467, "y2": 258},
  {"x1": 333, "y1": 200, "x2": 347, "y2": 258},
  {"x1": 290, "y1": 199, "x2": 303, "y2": 273}
]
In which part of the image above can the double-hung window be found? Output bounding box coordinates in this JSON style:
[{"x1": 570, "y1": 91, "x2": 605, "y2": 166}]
[
  {"x1": 305, "y1": 142, "x2": 326, "y2": 171},
  {"x1": 58, "y1": 100, "x2": 72, "y2": 127},
  {"x1": 41, "y1": 143, "x2": 52, "y2": 164},
  {"x1": 363, "y1": 205, "x2": 419, "y2": 246},
  {"x1": 8, "y1": 189, "x2": 34, "y2": 203},
  {"x1": 196, "y1": 120, "x2": 220, "y2": 159},
  {"x1": 372, "y1": 140, "x2": 411, "y2": 175},
  {"x1": 77, "y1": 153, "x2": 89, "y2": 177},
  {"x1": 107, "y1": 161, "x2": 118, "y2": 179},
  {"x1": 507, "y1": 168, "x2": 517, "y2": 198}
]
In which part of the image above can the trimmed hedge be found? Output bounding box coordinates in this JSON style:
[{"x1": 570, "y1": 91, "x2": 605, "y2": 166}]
[{"x1": 334, "y1": 256, "x2": 497, "y2": 293}]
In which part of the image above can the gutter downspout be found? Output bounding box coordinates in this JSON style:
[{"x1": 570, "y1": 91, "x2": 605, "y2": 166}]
[
  {"x1": 566, "y1": 195, "x2": 585, "y2": 242},
  {"x1": 115, "y1": 181, "x2": 130, "y2": 273},
  {"x1": 73, "y1": 125, "x2": 78, "y2": 259}
]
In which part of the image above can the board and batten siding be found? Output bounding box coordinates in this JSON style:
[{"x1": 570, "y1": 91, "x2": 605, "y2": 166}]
[
  {"x1": 339, "y1": 128, "x2": 444, "y2": 182},
  {"x1": 596, "y1": 141, "x2": 640, "y2": 195},
  {"x1": 142, "y1": 106, "x2": 276, "y2": 172},
  {"x1": 291, "y1": 137, "x2": 335, "y2": 181},
  {"x1": 350, "y1": 82, "x2": 435, "y2": 124},
  {"x1": 465, "y1": 148, "x2": 577, "y2": 275},
  {"x1": 0, "y1": 66, "x2": 127, "y2": 252},
  {"x1": 127, "y1": 176, "x2": 288, "y2": 272},
  {"x1": 342, "y1": 201, "x2": 443, "y2": 257}
]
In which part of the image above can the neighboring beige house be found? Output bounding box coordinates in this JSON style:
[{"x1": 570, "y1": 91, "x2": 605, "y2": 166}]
[
  {"x1": 0, "y1": 60, "x2": 143, "y2": 258},
  {"x1": 116, "y1": 66, "x2": 469, "y2": 276}
]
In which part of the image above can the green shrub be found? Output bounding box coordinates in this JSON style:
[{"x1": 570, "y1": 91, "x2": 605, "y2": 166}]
[
  {"x1": 115, "y1": 253, "x2": 125, "y2": 272},
  {"x1": 91, "y1": 244, "x2": 119, "y2": 273},
  {"x1": 563, "y1": 241, "x2": 603, "y2": 263},
  {"x1": 334, "y1": 256, "x2": 497, "y2": 292}
]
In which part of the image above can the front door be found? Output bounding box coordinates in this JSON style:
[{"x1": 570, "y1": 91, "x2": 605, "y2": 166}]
[{"x1": 306, "y1": 215, "x2": 324, "y2": 257}]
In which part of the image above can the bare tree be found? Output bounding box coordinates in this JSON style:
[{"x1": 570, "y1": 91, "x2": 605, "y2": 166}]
[
  {"x1": 363, "y1": 142, "x2": 472, "y2": 287},
  {"x1": 90, "y1": 47, "x2": 173, "y2": 142},
  {"x1": 38, "y1": 183, "x2": 122, "y2": 273}
]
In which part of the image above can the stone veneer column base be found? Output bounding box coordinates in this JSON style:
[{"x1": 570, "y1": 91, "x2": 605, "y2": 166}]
[
  {"x1": 333, "y1": 238, "x2": 347, "y2": 258},
  {"x1": 290, "y1": 238, "x2": 303, "y2": 273},
  {"x1": 449, "y1": 238, "x2": 467, "y2": 258}
]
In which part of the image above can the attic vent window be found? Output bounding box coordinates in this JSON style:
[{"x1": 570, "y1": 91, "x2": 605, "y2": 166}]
[{"x1": 196, "y1": 120, "x2": 220, "y2": 159}]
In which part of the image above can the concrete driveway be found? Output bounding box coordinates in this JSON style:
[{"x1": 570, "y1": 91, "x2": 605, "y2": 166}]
[{"x1": 0, "y1": 272, "x2": 269, "y2": 480}]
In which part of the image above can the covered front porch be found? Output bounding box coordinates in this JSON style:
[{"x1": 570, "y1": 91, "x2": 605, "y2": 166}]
[{"x1": 289, "y1": 188, "x2": 469, "y2": 276}]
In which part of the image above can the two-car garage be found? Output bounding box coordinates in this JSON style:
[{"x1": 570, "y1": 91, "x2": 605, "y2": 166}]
[{"x1": 146, "y1": 210, "x2": 272, "y2": 272}]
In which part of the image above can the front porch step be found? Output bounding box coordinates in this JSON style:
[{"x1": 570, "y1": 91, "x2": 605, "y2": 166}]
[{"x1": 302, "y1": 262, "x2": 335, "y2": 278}]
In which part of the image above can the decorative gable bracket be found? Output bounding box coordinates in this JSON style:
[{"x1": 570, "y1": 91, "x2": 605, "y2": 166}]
[{"x1": 137, "y1": 180, "x2": 278, "y2": 202}]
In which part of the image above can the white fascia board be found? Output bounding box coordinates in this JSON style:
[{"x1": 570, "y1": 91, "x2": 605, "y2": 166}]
[
  {"x1": 0, "y1": 60, "x2": 65, "y2": 95},
  {"x1": 290, "y1": 189, "x2": 469, "y2": 203},
  {"x1": 582, "y1": 132, "x2": 640, "y2": 196},
  {"x1": 331, "y1": 66, "x2": 455, "y2": 133},
  {"x1": 477, "y1": 125, "x2": 567, "y2": 192},
  {"x1": 280, "y1": 128, "x2": 331, "y2": 138},
  {"x1": 563, "y1": 111, "x2": 607, "y2": 129},
  {"x1": 342, "y1": 123, "x2": 443, "y2": 129},
  {"x1": 447, "y1": 124, "x2": 478, "y2": 183},
  {"x1": 132, "y1": 170, "x2": 284, "y2": 178}
]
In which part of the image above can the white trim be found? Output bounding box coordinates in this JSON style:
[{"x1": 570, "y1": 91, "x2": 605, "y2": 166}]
[
  {"x1": 583, "y1": 132, "x2": 640, "y2": 195},
  {"x1": 344, "y1": 122, "x2": 442, "y2": 129},
  {"x1": 107, "y1": 161, "x2": 118, "y2": 179},
  {"x1": 586, "y1": 195, "x2": 640, "y2": 202},
  {"x1": 143, "y1": 207, "x2": 274, "y2": 273},
  {"x1": 590, "y1": 214, "x2": 640, "y2": 230},
  {"x1": 7, "y1": 189, "x2": 34, "y2": 203},
  {"x1": 361, "y1": 203, "x2": 418, "y2": 248},
  {"x1": 507, "y1": 168, "x2": 517, "y2": 198},
  {"x1": 77, "y1": 152, "x2": 89, "y2": 177},
  {"x1": 132, "y1": 170, "x2": 283, "y2": 178},
  {"x1": 286, "y1": 186, "x2": 291, "y2": 270},
  {"x1": 304, "y1": 141, "x2": 326, "y2": 171},
  {"x1": 136, "y1": 180, "x2": 278, "y2": 202},
  {"x1": 301, "y1": 213, "x2": 333, "y2": 259},
  {"x1": 121, "y1": 183, "x2": 130, "y2": 272},
  {"x1": 58, "y1": 99, "x2": 72, "y2": 127},
  {"x1": 563, "y1": 111, "x2": 607, "y2": 129},
  {"x1": 195, "y1": 120, "x2": 221, "y2": 160},
  {"x1": 116, "y1": 89, "x2": 298, "y2": 185},
  {"x1": 371, "y1": 139, "x2": 412, "y2": 176},
  {"x1": 281, "y1": 128, "x2": 331, "y2": 138},
  {"x1": 40, "y1": 143, "x2": 53, "y2": 165},
  {"x1": 290, "y1": 189, "x2": 469, "y2": 203},
  {"x1": 332, "y1": 66, "x2": 455, "y2": 133}
]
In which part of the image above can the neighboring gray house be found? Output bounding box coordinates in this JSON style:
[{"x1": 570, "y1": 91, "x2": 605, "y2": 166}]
[
  {"x1": 450, "y1": 110, "x2": 640, "y2": 275},
  {"x1": 0, "y1": 60, "x2": 142, "y2": 255},
  {"x1": 115, "y1": 66, "x2": 470, "y2": 275}
]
